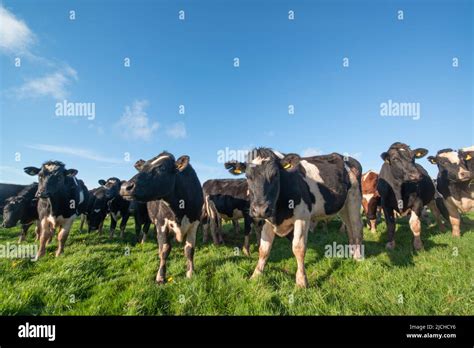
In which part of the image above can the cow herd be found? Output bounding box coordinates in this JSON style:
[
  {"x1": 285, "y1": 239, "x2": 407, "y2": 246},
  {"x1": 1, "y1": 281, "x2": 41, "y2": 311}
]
[{"x1": 1, "y1": 142, "x2": 473, "y2": 288}]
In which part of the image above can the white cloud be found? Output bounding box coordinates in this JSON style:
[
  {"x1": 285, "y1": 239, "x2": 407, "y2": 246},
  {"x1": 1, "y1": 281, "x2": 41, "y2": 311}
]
[
  {"x1": 166, "y1": 122, "x2": 187, "y2": 139},
  {"x1": 14, "y1": 66, "x2": 78, "y2": 99},
  {"x1": 115, "y1": 100, "x2": 159, "y2": 141},
  {"x1": 301, "y1": 147, "x2": 323, "y2": 157},
  {"x1": 26, "y1": 144, "x2": 123, "y2": 164},
  {"x1": 0, "y1": 5, "x2": 35, "y2": 55}
]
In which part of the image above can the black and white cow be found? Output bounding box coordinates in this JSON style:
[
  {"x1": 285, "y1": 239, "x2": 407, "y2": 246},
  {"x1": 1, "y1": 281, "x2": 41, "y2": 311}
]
[
  {"x1": 428, "y1": 147, "x2": 474, "y2": 236},
  {"x1": 226, "y1": 148, "x2": 364, "y2": 288},
  {"x1": 120, "y1": 152, "x2": 203, "y2": 283},
  {"x1": 202, "y1": 178, "x2": 261, "y2": 256},
  {"x1": 2, "y1": 183, "x2": 40, "y2": 242},
  {"x1": 100, "y1": 178, "x2": 131, "y2": 239},
  {"x1": 377, "y1": 142, "x2": 439, "y2": 250},
  {"x1": 80, "y1": 187, "x2": 108, "y2": 234},
  {"x1": 24, "y1": 161, "x2": 89, "y2": 259}
]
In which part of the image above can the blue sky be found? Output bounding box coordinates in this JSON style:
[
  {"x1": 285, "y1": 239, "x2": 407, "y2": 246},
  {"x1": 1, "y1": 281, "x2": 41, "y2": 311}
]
[{"x1": 1, "y1": 0, "x2": 472, "y2": 188}]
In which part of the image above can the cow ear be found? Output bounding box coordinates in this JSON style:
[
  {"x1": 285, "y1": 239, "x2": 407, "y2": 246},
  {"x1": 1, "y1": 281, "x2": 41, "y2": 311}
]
[
  {"x1": 427, "y1": 156, "x2": 437, "y2": 164},
  {"x1": 134, "y1": 159, "x2": 145, "y2": 171},
  {"x1": 176, "y1": 155, "x2": 190, "y2": 172},
  {"x1": 381, "y1": 152, "x2": 389, "y2": 163},
  {"x1": 413, "y1": 148, "x2": 428, "y2": 159},
  {"x1": 98, "y1": 179, "x2": 106, "y2": 185},
  {"x1": 66, "y1": 169, "x2": 78, "y2": 176},
  {"x1": 281, "y1": 153, "x2": 301, "y2": 171},
  {"x1": 24, "y1": 167, "x2": 41, "y2": 176},
  {"x1": 225, "y1": 161, "x2": 246, "y2": 175}
]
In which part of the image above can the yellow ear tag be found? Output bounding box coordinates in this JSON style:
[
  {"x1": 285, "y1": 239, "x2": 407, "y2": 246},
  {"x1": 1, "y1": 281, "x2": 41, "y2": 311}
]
[
  {"x1": 234, "y1": 169, "x2": 242, "y2": 174},
  {"x1": 384, "y1": 159, "x2": 389, "y2": 164},
  {"x1": 416, "y1": 152, "x2": 423, "y2": 157},
  {"x1": 283, "y1": 163, "x2": 292, "y2": 169},
  {"x1": 466, "y1": 154, "x2": 472, "y2": 161}
]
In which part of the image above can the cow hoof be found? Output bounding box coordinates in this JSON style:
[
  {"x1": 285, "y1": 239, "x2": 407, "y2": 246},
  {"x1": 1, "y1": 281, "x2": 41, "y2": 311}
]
[
  {"x1": 186, "y1": 270, "x2": 193, "y2": 278},
  {"x1": 452, "y1": 232, "x2": 461, "y2": 238},
  {"x1": 385, "y1": 241, "x2": 396, "y2": 250},
  {"x1": 370, "y1": 229, "x2": 377, "y2": 234},
  {"x1": 242, "y1": 248, "x2": 250, "y2": 257},
  {"x1": 295, "y1": 275, "x2": 308, "y2": 288},
  {"x1": 413, "y1": 238, "x2": 424, "y2": 251},
  {"x1": 156, "y1": 277, "x2": 166, "y2": 285},
  {"x1": 250, "y1": 270, "x2": 262, "y2": 280},
  {"x1": 55, "y1": 251, "x2": 63, "y2": 257}
]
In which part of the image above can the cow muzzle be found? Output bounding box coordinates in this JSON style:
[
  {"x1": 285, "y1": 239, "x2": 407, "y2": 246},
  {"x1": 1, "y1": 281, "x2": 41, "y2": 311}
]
[
  {"x1": 120, "y1": 182, "x2": 135, "y2": 199},
  {"x1": 250, "y1": 203, "x2": 273, "y2": 219},
  {"x1": 36, "y1": 190, "x2": 49, "y2": 198}
]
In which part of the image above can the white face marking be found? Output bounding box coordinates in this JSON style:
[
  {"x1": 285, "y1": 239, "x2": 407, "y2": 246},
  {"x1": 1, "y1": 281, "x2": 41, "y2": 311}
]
[
  {"x1": 362, "y1": 170, "x2": 377, "y2": 181},
  {"x1": 150, "y1": 155, "x2": 169, "y2": 165},
  {"x1": 363, "y1": 193, "x2": 374, "y2": 203},
  {"x1": 79, "y1": 190, "x2": 84, "y2": 204},
  {"x1": 250, "y1": 156, "x2": 270, "y2": 165},
  {"x1": 439, "y1": 151, "x2": 460, "y2": 164},
  {"x1": 94, "y1": 209, "x2": 101, "y2": 213},
  {"x1": 44, "y1": 164, "x2": 60, "y2": 171}
]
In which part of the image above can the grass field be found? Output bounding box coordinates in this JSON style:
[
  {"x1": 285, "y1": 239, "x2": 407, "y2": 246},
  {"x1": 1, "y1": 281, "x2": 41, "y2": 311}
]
[{"x1": 0, "y1": 214, "x2": 473, "y2": 315}]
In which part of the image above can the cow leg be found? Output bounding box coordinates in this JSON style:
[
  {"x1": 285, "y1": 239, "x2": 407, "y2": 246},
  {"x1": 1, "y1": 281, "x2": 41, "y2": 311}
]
[
  {"x1": 444, "y1": 199, "x2": 461, "y2": 237},
  {"x1": 35, "y1": 218, "x2": 51, "y2": 260},
  {"x1": 383, "y1": 206, "x2": 396, "y2": 249},
  {"x1": 340, "y1": 191, "x2": 364, "y2": 260},
  {"x1": 292, "y1": 219, "x2": 309, "y2": 288},
  {"x1": 56, "y1": 219, "x2": 74, "y2": 257},
  {"x1": 251, "y1": 222, "x2": 275, "y2": 279},
  {"x1": 18, "y1": 223, "x2": 32, "y2": 242},
  {"x1": 156, "y1": 225, "x2": 171, "y2": 284},
  {"x1": 185, "y1": 222, "x2": 198, "y2": 278},
  {"x1": 34, "y1": 220, "x2": 40, "y2": 241},
  {"x1": 98, "y1": 220, "x2": 104, "y2": 235},
  {"x1": 109, "y1": 216, "x2": 117, "y2": 239},
  {"x1": 427, "y1": 200, "x2": 446, "y2": 232},
  {"x1": 254, "y1": 222, "x2": 261, "y2": 247},
  {"x1": 209, "y1": 215, "x2": 220, "y2": 245},
  {"x1": 79, "y1": 214, "x2": 86, "y2": 233},
  {"x1": 202, "y1": 219, "x2": 209, "y2": 243},
  {"x1": 409, "y1": 204, "x2": 424, "y2": 251},
  {"x1": 141, "y1": 221, "x2": 151, "y2": 244},
  {"x1": 367, "y1": 198, "x2": 378, "y2": 233},
  {"x1": 339, "y1": 221, "x2": 346, "y2": 233},
  {"x1": 119, "y1": 214, "x2": 130, "y2": 239},
  {"x1": 242, "y1": 215, "x2": 252, "y2": 256}
]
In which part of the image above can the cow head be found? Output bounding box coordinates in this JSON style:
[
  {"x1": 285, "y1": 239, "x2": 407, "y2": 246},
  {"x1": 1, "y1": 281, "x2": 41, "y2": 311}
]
[
  {"x1": 87, "y1": 187, "x2": 109, "y2": 231},
  {"x1": 120, "y1": 152, "x2": 190, "y2": 202},
  {"x1": 98, "y1": 177, "x2": 122, "y2": 200},
  {"x1": 225, "y1": 148, "x2": 299, "y2": 220},
  {"x1": 24, "y1": 161, "x2": 78, "y2": 198},
  {"x1": 380, "y1": 143, "x2": 428, "y2": 182},
  {"x1": 2, "y1": 196, "x2": 24, "y2": 228},
  {"x1": 428, "y1": 148, "x2": 472, "y2": 182}
]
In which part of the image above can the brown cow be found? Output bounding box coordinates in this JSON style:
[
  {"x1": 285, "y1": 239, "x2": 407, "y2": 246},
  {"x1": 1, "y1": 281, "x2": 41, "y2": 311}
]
[{"x1": 361, "y1": 170, "x2": 380, "y2": 233}]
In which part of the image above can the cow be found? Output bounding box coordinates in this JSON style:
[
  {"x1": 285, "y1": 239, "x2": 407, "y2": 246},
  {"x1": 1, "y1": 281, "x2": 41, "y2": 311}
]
[
  {"x1": 376, "y1": 142, "x2": 442, "y2": 251},
  {"x1": 428, "y1": 147, "x2": 474, "y2": 237},
  {"x1": 80, "y1": 187, "x2": 108, "y2": 234},
  {"x1": 0, "y1": 183, "x2": 27, "y2": 212},
  {"x1": 120, "y1": 152, "x2": 203, "y2": 283},
  {"x1": 361, "y1": 170, "x2": 381, "y2": 233},
  {"x1": 225, "y1": 147, "x2": 364, "y2": 288},
  {"x1": 24, "y1": 161, "x2": 89, "y2": 260},
  {"x1": 202, "y1": 178, "x2": 261, "y2": 256},
  {"x1": 2, "y1": 183, "x2": 40, "y2": 242},
  {"x1": 101, "y1": 178, "x2": 131, "y2": 239}
]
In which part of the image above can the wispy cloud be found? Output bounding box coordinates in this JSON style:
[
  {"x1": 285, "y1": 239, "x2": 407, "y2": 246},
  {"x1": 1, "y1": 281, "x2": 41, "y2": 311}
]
[
  {"x1": 14, "y1": 65, "x2": 78, "y2": 99},
  {"x1": 26, "y1": 144, "x2": 123, "y2": 164},
  {"x1": 301, "y1": 147, "x2": 323, "y2": 157},
  {"x1": 166, "y1": 122, "x2": 187, "y2": 139},
  {"x1": 0, "y1": 5, "x2": 36, "y2": 55},
  {"x1": 115, "y1": 100, "x2": 159, "y2": 141}
]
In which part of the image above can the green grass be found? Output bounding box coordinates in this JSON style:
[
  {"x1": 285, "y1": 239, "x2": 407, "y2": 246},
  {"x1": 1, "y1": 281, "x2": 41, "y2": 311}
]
[{"x1": 0, "y1": 213, "x2": 473, "y2": 315}]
